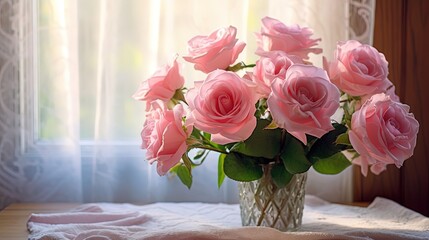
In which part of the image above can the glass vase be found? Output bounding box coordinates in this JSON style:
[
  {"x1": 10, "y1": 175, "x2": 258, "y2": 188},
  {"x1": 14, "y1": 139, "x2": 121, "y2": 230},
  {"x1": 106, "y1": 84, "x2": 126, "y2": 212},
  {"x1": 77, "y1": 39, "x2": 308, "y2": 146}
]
[{"x1": 238, "y1": 165, "x2": 307, "y2": 231}]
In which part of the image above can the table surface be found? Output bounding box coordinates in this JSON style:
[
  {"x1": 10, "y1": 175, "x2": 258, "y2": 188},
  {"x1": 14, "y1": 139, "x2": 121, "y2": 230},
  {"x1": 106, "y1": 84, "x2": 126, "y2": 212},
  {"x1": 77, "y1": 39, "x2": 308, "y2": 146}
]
[
  {"x1": 0, "y1": 203, "x2": 80, "y2": 240},
  {"x1": 0, "y1": 202, "x2": 370, "y2": 240}
]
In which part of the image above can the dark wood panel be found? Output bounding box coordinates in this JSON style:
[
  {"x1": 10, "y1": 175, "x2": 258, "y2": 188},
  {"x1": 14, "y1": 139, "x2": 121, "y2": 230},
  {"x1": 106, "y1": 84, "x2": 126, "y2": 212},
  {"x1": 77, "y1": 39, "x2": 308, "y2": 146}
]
[
  {"x1": 353, "y1": 0, "x2": 404, "y2": 204},
  {"x1": 402, "y1": 0, "x2": 429, "y2": 216},
  {"x1": 354, "y1": 0, "x2": 429, "y2": 216}
]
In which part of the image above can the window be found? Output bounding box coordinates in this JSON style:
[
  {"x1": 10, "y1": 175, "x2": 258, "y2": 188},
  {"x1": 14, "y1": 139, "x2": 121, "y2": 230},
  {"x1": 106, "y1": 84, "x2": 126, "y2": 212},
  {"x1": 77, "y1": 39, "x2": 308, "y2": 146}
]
[
  {"x1": 0, "y1": 0, "x2": 375, "y2": 208},
  {"x1": 36, "y1": 0, "x2": 144, "y2": 142}
]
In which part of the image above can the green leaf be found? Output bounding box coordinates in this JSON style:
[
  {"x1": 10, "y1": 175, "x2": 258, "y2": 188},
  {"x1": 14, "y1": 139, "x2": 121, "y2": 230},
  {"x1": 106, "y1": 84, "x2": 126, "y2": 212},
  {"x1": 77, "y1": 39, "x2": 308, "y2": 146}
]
[
  {"x1": 230, "y1": 119, "x2": 282, "y2": 159},
  {"x1": 193, "y1": 149, "x2": 206, "y2": 160},
  {"x1": 264, "y1": 121, "x2": 278, "y2": 130},
  {"x1": 203, "y1": 132, "x2": 211, "y2": 141},
  {"x1": 173, "y1": 88, "x2": 186, "y2": 102},
  {"x1": 336, "y1": 132, "x2": 351, "y2": 146},
  {"x1": 281, "y1": 136, "x2": 312, "y2": 174},
  {"x1": 224, "y1": 152, "x2": 263, "y2": 181},
  {"x1": 181, "y1": 154, "x2": 192, "y2": 172},
  {"x1": 169, "y1": 164, "x2": 180, "y2": 174},
  {"x1": 218, "y1": 154, "x2": 226, "y2": 188},
  {"x1": 189, "y1": 149, "x2": 210, "y2": 166},
  {"x1": 226, "y1": 62, "x2": 245, "y2": 72},
  {"x1": 307, "y1": 123, "x2": 348, "y2": 163},
  {"x1": 191, "y1": 128, "x2": 202, "y2": 139},
  {"x1": 176, "y1": 164, "x2": 193, "y2": 189},
  {"x1": 313, "y1": 152, "x2": 351, "y2": 174},
  {"x1": 271, "y1": 164, "x2": 293, "y2": 188}
]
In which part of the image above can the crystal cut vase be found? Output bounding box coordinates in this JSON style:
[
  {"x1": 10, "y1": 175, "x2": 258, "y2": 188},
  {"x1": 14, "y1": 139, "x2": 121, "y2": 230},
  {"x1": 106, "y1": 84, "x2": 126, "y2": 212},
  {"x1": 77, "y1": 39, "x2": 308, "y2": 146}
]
[{"x1": 238, "y1": 165, "x2": 307, "y2": 231}]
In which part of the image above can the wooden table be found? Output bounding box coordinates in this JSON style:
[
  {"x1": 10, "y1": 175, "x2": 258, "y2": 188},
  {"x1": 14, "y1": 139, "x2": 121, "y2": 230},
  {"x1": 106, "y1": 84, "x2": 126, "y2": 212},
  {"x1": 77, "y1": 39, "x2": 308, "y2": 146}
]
[{"x1": 0, "y1": 203, "x2": 79, "y2": 240}]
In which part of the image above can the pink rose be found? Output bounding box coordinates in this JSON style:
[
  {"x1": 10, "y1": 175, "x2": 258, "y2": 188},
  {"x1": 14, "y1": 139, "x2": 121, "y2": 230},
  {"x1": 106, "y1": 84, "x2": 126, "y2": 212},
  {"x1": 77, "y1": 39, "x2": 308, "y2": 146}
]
[
  {"x1": 142, "y1": 103, "x2": 193, "y2": 175},
  {"x1": 256, "y1": 17, "x2": 321, "y2": 59},
  {"x1": 267, "y1": 65, "x2": 340, "y2": 144},
  {"x1": 324, "y1": 40, "x2": 390, "y2": 96},
  {"x1": 186, "y1": 70, "x2": 257, "y2": 144},
  {"x1": 349, "y1": 93, "x2": 419, "y2": 176},
  {"x1": 133, "y1": 56, "x2": 184, "y2": 110},
  {"x1": 355, "y1": 80, "x2": 400, "y2": 110},
  {"x1": 183, "y1": 26, "x2": 246, "y2": 73},
  {"x1": 249, "y1": 51, "x2": 301, "y2": 97},
  {"x1": 385, "y1": 83, "x2": 400, "y2": 102}
]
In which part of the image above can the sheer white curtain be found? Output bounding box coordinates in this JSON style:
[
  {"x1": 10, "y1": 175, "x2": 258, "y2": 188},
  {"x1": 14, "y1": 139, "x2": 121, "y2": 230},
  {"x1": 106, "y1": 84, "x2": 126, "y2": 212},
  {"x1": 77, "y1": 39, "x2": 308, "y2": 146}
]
[{"x1": 0, "y1": 0, "x2": 375, "y2": 209}]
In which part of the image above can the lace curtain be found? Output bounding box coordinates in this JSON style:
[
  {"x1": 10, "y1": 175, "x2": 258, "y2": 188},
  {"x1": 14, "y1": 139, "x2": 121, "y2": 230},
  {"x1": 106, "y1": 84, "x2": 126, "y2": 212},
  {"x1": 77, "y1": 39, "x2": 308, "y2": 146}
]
[{"x1": 0, "y1": 0, "x2": 375, "y2": 209}]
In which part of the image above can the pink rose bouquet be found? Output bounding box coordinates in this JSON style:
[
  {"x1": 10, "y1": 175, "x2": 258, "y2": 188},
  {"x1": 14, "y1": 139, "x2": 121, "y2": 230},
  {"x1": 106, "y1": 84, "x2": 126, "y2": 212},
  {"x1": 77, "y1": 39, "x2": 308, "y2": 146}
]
[{"x1": 134, "y1": 17, "x2": 419, "y2": 188}]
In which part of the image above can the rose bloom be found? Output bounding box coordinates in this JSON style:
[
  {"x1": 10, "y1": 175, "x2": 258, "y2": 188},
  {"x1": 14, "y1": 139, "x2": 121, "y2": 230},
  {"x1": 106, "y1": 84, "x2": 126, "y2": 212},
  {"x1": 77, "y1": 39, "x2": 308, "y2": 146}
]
[
  {"x1": 186, "y1": 70, "x2": 258, "y2": 144},
  {"x1": 356, "y1": 80, "x2": 400, "y2": 110},
  {"x1": 249, "y1": 51, "x2": 301, "y2": 98},
  {"x1": 324, "y1": 40, "x2": 390, "y2": 96},
  {"x1": 142, "y1": 103, "x2": 193, "y2": 175},
  {"x1": 349, "y1": 93, "x2": 419, "y2": 176},
  {"x1": 183, "y1": 26, "x2": 246, "y2": 73},
  {"x1": 133, "y1": 56, "x2": 184, "y2": 110},
  {"x1": 267, "y1": 65, "x2": 340, "y2": 144},
  {"x1": 256, "y1": 16, "x2": 321, "y2": 59}
]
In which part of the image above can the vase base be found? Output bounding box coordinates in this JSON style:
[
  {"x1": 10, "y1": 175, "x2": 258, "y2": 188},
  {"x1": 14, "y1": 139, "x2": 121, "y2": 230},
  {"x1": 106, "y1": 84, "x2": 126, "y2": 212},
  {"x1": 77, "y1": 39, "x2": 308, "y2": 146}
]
[{"x1": 238, "y1": 172, "x2": 307, "y2": 232}]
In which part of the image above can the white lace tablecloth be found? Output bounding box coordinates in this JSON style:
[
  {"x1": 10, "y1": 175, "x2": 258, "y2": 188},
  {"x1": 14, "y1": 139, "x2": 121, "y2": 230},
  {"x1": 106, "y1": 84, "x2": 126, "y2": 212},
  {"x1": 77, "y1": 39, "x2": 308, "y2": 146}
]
[{"x1": 28, "y1": 195, "x2": 429, "y2": 240}]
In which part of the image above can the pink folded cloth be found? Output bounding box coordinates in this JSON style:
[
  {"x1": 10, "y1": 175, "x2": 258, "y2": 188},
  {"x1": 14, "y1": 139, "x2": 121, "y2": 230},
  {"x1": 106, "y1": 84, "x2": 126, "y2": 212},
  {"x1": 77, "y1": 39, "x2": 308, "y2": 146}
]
[{"x1": 27, "y1": 196, "x2": 429, "y2": 240}]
